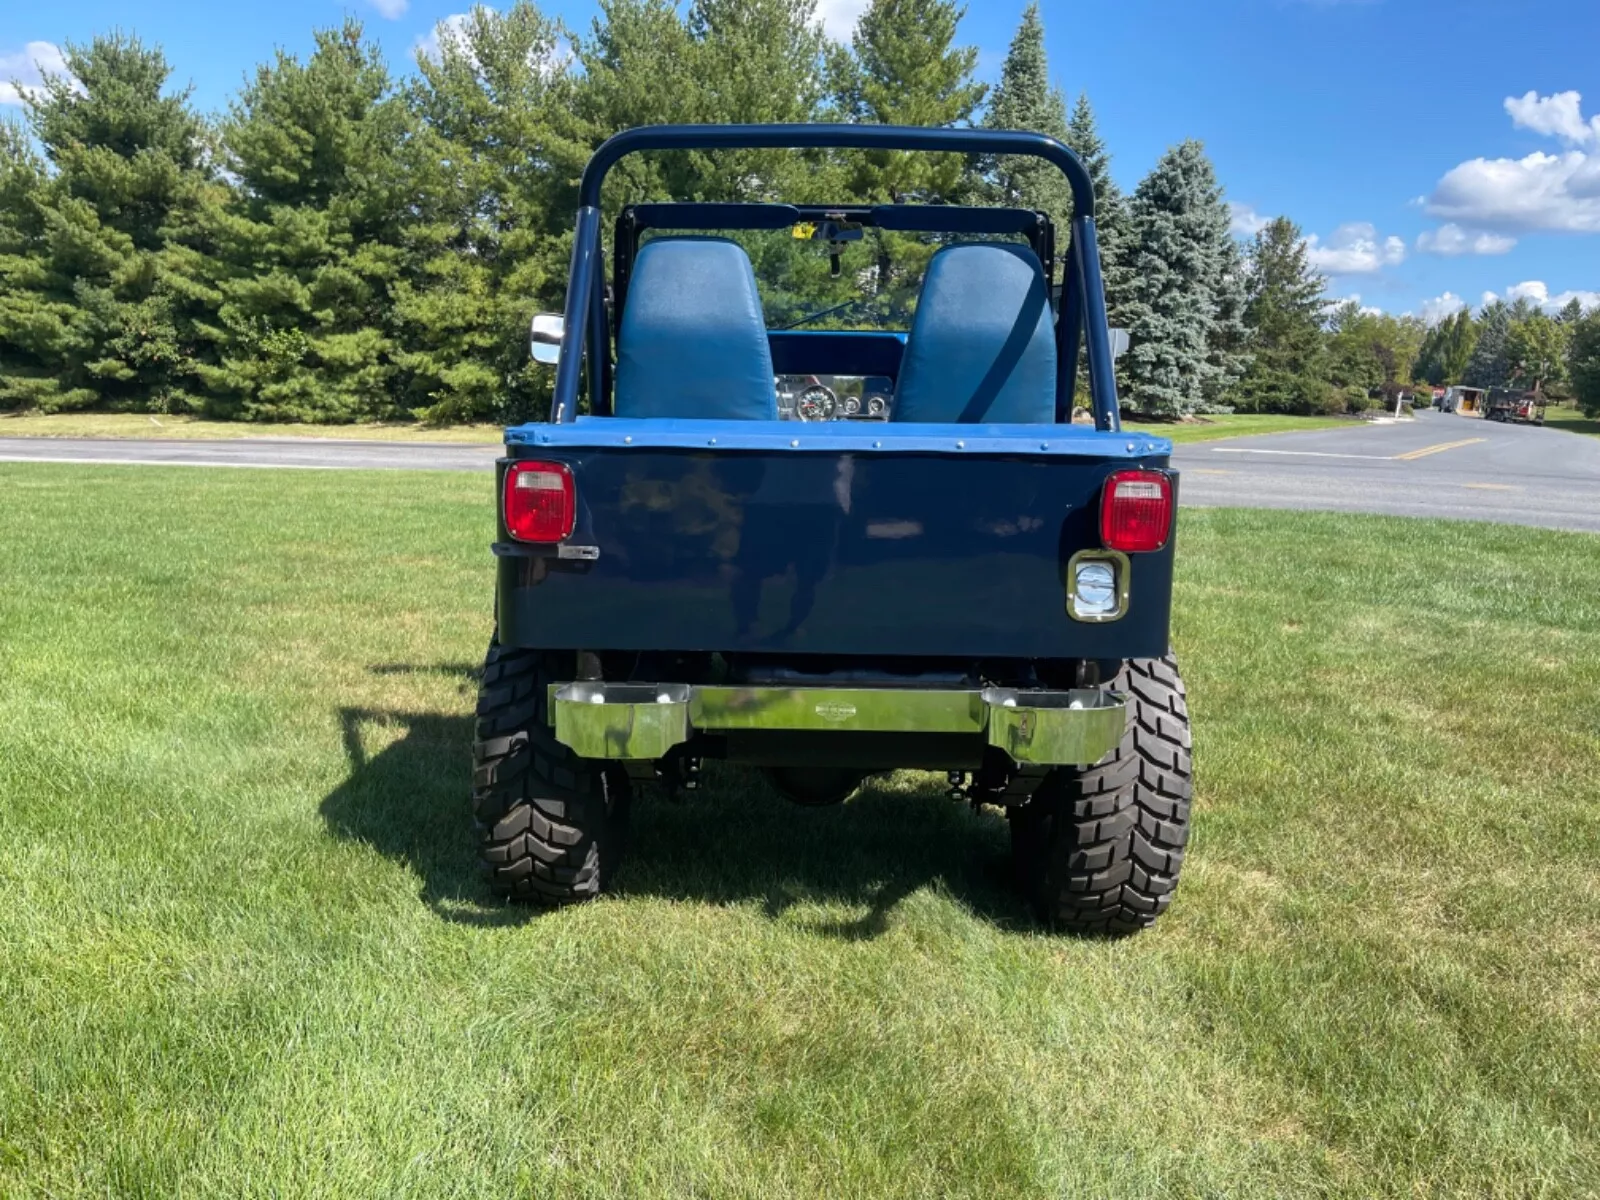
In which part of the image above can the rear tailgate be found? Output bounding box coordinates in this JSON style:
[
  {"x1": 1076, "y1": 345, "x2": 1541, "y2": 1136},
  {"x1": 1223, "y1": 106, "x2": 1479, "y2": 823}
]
[{"x1": 497, "y1": 419, "x2": 1175, "y2": 661}]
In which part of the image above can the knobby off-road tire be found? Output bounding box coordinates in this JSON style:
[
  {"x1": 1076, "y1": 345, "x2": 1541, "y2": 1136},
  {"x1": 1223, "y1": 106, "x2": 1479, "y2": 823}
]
[
  {"x1": 1010, "y1": 654, "x2": 1192, "y2": 936},
  {"x1": 472, "y1": 638, "x2": 629, "y2": 904}
]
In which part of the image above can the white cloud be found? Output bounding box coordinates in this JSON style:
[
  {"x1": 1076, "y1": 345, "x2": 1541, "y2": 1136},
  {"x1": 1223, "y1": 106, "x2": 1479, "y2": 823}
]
[
  {"x1": 417, "y1": 9, "x2": 572, "y2": 75},
  {"x1": 814, "y1": 0, "x2": 869, "y2": 41},
  {"x1": 1331, "y1": 293, "x2": 1385, "y2": 317},
  {"x1": 1228, "y1": 203, "x2": 1271, "y2": 237},
  {"x1": 1302, "y1": 222, "x2": 1406, "y2": 275},
  {"x1": 0, "y1": 41, "x2": 78, "y2": 106},
  {"x1": 369, "y1": 0, "x2": 408, "y2": 18},
  {"x1": 1498, "y1": 280, "x2": 1600, "y2": 313},
  {"x1": 1415, "y1": 223, "x2": 1516, "y2": 256},
  {"x1": 1428, "y1": 150, "x2": 1600, "y2": 234},
  {"x1": 417, "y1": 11, "x2": 476, "y2": 62},
  {"x1": 1419, "y1": 292, "x2": 1468, "y2": 325},
  {"x1": 1505, "y1": 90, "x2": 1599, "y2": 144},
  {"x1": 1428, "y1": 91, "x2": 1600, "y2": 234}
]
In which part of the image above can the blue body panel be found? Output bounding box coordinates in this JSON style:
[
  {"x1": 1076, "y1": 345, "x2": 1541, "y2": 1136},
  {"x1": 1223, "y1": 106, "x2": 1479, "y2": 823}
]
[
  {"x1": 507, "y1": 417, "x2": 1171, "y2": 459},
  {"x1": 497, "y1": 422, "x2": 1176, "y2": 661}
]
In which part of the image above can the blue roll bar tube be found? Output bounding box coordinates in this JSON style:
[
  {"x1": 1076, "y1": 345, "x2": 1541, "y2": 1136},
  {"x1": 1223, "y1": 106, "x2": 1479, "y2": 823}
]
[{"x1": 553, "y1": 124, "x2": 1121, "y2": 431}]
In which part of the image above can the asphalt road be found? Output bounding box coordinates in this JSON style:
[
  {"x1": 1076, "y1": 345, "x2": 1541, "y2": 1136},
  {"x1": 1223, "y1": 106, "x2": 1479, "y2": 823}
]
[
  {"x1": 2, "y1": 411, "x2": 1597, "y2": 532},
  {"x1": 1171, "y1": 410, "x2": 1600, "y2": 533}
]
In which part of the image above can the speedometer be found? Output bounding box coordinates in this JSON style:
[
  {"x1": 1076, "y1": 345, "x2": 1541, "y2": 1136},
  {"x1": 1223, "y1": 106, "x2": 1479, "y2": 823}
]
[{"x1": 795, "y1": 384, "x2": 837, "y2": 421}]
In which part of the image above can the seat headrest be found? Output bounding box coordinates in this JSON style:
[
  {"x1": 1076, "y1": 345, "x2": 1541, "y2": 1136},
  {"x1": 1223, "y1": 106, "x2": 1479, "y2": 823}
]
[
  {"x1": 614, "y1": 237, "x2": 778, "y2": 421},
  {"x1": 892, "y1": 243, "x2": 1057, "y2": 424}
]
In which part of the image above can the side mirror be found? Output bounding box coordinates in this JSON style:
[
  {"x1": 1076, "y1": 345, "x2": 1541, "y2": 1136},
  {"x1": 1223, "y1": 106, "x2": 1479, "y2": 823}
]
[
  {"x1": 529, "y1": 313, "x2": 565, "y2": 366},
  {"x1": 1109, "y1": 328, "x2": 1130, "y2": 361}
]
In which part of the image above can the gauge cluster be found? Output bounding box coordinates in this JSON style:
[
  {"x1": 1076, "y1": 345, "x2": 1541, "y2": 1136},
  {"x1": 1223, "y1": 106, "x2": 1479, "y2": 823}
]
[{"x1": 776, "y1": 375, "x2": 893, "y2": 422}]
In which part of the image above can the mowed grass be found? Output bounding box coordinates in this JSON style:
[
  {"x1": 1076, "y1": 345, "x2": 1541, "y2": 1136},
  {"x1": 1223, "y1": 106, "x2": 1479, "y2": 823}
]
[
  {"x1": 2, "y1": 466, "x2": 1598, "y2": 1199},
  {"x1": 5, "y1": 409, "x2": 1350, "y2": 447},
  {"x1": 1545, "y1": 404, "x2": 1600, "y2": 439},
  {"x1": 0, "y1": 411, "x2": 505, "y2": 442},
  {"x1": 1124, "y1": 412, "x2": 1352, "y2": 443}
]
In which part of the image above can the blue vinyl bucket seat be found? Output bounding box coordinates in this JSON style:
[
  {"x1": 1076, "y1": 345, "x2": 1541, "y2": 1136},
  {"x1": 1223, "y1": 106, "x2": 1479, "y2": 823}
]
[
  {"x1": 614, "y1": 237, "x2": 778, "y2": 421},
  {"x1": 892, "y1": 243, "x2": 1057, "y2": 424}
]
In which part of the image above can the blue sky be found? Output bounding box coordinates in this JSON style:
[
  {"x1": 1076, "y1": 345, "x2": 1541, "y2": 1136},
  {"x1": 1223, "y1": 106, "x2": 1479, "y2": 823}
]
[{"x1": 3, "y1": 0, "x2": 1597, "y2": 322}]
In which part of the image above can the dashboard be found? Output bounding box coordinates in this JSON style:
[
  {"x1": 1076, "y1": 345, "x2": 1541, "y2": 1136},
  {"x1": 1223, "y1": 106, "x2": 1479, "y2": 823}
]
[{"x1": 775, "y1": 375, "x2": 894, "y2": 422}]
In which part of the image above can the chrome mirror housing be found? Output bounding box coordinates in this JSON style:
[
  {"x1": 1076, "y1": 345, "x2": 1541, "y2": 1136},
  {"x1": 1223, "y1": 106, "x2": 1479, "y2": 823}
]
[{"x1": 529, "y1": 313, "x2": 565, "y2": 366}]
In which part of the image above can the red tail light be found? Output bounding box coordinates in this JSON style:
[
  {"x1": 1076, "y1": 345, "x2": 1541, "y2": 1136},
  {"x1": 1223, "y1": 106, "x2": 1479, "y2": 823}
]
[
  {"x1": 1100, "y1": 469, "x2": 1173, "y2": 553},
  {"x1": 504, "y1": 460, "x2": 575, "y2": 543}
]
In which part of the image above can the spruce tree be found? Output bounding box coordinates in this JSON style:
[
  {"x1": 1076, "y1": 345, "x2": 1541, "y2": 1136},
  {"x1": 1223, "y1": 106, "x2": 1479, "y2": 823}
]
[
  {"x1": 0, "y1": 35, "x2": 215, "y2": 412},
  {"x1": 204, "y1": 21, "x2": 413, "y2": 421},
  {"x1": 1122, "y1": 140, "x2": 1244, "y2": 416},
  {"x1": 1064, "y1": 95, "x2": 1132, "y2": 319},
  {"x1": 1464, "y1": 299, "x2": 1512, "y2": 390},
  {"x1": 1233, "y1": 216, "x2": 1328, "y2": 413},
  {"x1": 1204, "y1": 229, "x2": 1252, "y2": 408},
  {"x1": 983, "y1": 5, "x2": 1070, "y2": 226}
]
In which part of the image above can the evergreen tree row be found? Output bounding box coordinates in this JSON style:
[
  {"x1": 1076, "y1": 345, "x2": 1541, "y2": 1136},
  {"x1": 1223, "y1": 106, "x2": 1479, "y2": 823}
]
[{"x1": 3, "y1": 0, "x2": 1484, "y2": 425}]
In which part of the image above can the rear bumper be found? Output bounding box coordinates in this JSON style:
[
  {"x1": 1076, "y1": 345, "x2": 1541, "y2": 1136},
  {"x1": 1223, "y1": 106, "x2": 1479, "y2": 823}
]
[{"x1": 550, "y1": 681, "x2": 1125, "y2": 767}]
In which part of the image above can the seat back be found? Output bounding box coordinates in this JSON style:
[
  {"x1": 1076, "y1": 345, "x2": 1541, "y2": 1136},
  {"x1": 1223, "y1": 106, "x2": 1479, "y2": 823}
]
[
  {"x1": 892, "y1": 243, "x2": 1057, "y2": 424},
  {"x1": 614, "y1": 237, "x2": 777, "y2": 421}
]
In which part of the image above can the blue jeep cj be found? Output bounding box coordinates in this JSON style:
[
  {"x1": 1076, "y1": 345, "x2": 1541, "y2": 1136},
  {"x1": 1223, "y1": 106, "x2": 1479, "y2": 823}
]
[{"x1": 476, "y1": 124, "x2": 1191, "y2": 935}]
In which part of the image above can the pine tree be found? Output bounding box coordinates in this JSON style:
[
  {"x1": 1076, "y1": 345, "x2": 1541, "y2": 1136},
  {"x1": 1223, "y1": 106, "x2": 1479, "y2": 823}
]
[
  {"x1": 830, "y1": 0, "x2": 986, "y2": 202},
  {"x1": 1233, "y1": 217, "x2": 1328, "y2": 413},
  {"x1": 0, "y1": 35, "x2": 216, "y2": 412},
  {"x1": 1464, "y1": 299, "x2": 1512, "y2": 390},
  {"x1": 1122, "y1": 141, "x2": 1245, "y2": 416},
  {"x1": 1570, "y1": 309, "x2": 1600, "y2": 418},
  {"x1": 826, "y1": 0, "x2": 985, "y2": 308},
  {"x1": 1440, "y1": 308, "x2": 1476, "y2": 383},
  {"x1": 401, "y1": 2, "x2": 587, "y2": 423},
  {"x1": 983, "y1": 5, "x2": 1070, "y2": 226},
  {"x1": 0, "y1": 118, "x2": 65, "y2": 410},
  {"x1": 203, "y1": 21, "x2": 414, "y2": 421}
]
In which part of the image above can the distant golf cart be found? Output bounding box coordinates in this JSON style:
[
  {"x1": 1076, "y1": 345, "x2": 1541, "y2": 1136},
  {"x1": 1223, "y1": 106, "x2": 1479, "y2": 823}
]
[{"x1": 1484, "y1": 388, "x2": 1546, "y2": 425}]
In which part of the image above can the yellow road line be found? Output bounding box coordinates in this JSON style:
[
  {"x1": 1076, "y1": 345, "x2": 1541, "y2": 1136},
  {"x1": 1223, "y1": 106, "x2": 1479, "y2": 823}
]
[
  {"x1": 1393, "y1": 437, "x2": 1486, "y2": 461},
  {"x1": 1462, "y1": 482, "x2": 1519, "y2": 491}
]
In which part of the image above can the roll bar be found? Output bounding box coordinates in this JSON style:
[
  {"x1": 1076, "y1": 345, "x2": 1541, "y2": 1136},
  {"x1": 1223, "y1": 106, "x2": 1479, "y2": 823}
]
[{"x1": 552, "y1": 124, "x2": 1121, "y2": 432}]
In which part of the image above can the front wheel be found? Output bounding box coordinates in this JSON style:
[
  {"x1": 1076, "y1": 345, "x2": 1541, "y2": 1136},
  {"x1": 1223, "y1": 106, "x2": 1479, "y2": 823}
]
[
  {"x1": 1010, "y1": 654, "x2": 1193, "y2": 935},
  {"x1": 471, "y1": 638, "x2": 630, "y2": 904}
]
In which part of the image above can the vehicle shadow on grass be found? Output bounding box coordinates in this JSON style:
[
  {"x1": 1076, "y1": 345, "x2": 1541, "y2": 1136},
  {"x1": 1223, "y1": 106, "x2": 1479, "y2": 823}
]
[{"x1": 320, "y1": 696, "x2": 1033, "y2": 938}]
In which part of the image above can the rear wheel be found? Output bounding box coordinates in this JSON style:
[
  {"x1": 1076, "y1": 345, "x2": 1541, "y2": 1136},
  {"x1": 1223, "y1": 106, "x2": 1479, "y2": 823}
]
[
  {"x1": 472, "y1": 637, "x2": 630, "y2": 904},
  {"x1": 1010, "y1": 654, "x2": 1193, "y2": 935}
]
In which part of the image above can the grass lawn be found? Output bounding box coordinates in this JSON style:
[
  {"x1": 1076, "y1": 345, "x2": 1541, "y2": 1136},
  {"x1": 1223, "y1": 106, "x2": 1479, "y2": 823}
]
[
  {"x1": 2, "y1": 466, "x2": 1598, "y2": 1198},
  {"x1": 0, "y1": 411, "x2": 505, "y2": 443},
  {"x1": 1545, "y1": 404, "x2": 1600, "y2": 438},
  {"x1": 1124, "y1": 413, "x2": 1353, "y2": 443},
  {"x1": 5, "y1": 410, "x2": 1355, "y2": 447}
]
